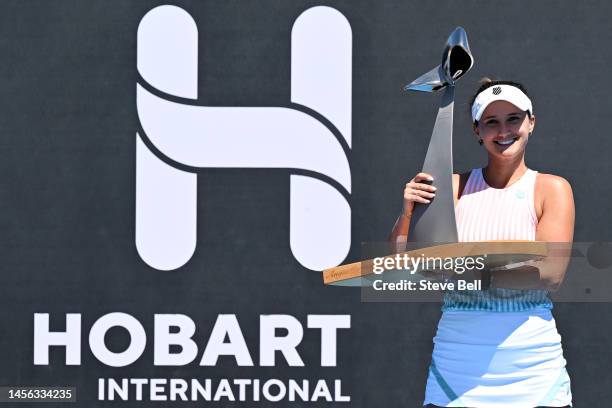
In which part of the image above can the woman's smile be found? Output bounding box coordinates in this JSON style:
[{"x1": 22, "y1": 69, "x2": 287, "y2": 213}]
[{"x1": 494, "y1": 137, "x2": 519, "y2": 146}]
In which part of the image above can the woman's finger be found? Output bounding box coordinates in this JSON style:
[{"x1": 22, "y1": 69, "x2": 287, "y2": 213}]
[
  {"x1": 405, "y1": 193, "x2": 431, "y2": 204},
  {"x1": 412, "y1": 189, "x2": 436, "y2": 199},
  {"x1": 414, "y1": 172, "x2": 434, "y2": 182},
  {"x1": 405, "y1": 189, "x2": 435, "y2": 199},
  {"x1": 407, "y1": 182, "x2": 437, "y2": 193}
]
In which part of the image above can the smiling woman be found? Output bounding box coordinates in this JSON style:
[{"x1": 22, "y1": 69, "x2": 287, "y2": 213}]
[{"x1": 390, "y1": 78, "x2": 575, "y2": 407}]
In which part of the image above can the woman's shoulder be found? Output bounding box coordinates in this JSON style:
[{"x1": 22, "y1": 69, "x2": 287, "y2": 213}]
[
  {"x1": 535, "y1": 172, "x2": 573, "y2": 194},
  {"x1": 534, "y1": 172, "x2": 574, "y2": 219}
]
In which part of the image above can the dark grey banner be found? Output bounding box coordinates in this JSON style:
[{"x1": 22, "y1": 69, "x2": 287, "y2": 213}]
[{"x1": 0, "y1": 1, "x2": 611, "y2": 406}]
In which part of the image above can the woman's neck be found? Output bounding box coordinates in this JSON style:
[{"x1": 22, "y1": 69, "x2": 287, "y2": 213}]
[{"x1": 484, "y1": 156, "x2": 527, "y2": 189}]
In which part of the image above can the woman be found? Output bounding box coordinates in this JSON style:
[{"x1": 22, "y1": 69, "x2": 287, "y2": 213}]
[{"x1": 390, "y1": 79, "x2": 575, "y2": 407}]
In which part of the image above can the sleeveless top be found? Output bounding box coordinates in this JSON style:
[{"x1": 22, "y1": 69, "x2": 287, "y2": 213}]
[{"x1": 442, "y1": 168, "x2": 553, "y2": 312}]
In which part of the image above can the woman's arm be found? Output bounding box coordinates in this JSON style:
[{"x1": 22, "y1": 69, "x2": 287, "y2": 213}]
[
  {"x1": 388, "y1": 212, "x2": 411, "y2": 253},
  {"x1": 492, "y1": 174, "x2": 575, "y2": 291}
]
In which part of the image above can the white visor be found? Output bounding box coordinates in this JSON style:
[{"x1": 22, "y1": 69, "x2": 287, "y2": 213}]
[{"x1": 471, "y1": 84, "x2": 533, "y2": 123}]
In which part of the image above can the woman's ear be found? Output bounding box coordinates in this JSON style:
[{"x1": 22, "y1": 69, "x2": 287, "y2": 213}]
[{"x1": 529, "y1": 114, "x2": 536, "y2": 133}]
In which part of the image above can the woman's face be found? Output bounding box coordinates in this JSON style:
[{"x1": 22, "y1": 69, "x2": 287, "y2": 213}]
[{"x1": 475, "y1": 100, "x2": 535, "y2": 160}]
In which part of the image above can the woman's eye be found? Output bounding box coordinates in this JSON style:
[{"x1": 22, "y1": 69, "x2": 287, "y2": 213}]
[
  {"x1": 508, "y1": 116, "x2": 520, "y2": 123},
  {"x1": 485, "y1": 120, "x2": 498, "y2": 126}
]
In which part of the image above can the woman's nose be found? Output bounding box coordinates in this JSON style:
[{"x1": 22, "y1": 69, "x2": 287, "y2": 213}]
[{"x1": 498, "y1": 124, "x2": 512, "y2": 137}]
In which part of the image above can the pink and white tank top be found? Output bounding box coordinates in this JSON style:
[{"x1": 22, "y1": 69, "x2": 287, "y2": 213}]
[
  {"x1": 455, "y1": 167, "x2": 538, "y2": 242},
  {"x1": 443, "y1": 167, "x2": 552, "y2": 312}
]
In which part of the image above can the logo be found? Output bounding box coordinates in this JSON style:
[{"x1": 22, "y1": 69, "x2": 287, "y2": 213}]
[
  {"x1": 135, "y1": 5, "x2": 352, "y2": 272},
  {"x1": 492, "y1": 86, "x2": 502, "y2": 95}
]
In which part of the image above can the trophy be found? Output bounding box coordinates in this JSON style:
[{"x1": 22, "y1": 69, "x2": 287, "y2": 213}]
[{"x1": 403, "y1": 26, "x2": 472, "y2": 244}]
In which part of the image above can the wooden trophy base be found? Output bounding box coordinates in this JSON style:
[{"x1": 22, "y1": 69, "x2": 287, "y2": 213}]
[{"x1": 323, "y1": 241, "x2": 547, "y2": 286}]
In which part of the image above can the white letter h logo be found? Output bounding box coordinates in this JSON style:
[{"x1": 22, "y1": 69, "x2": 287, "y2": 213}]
[{"x1": 136, "y1": 6, "x2": 351, "y2": 271}]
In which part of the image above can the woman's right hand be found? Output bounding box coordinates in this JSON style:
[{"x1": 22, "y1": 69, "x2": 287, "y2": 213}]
[{"x1": 402, "y1": 172, "x2": 437, "y2": 217}]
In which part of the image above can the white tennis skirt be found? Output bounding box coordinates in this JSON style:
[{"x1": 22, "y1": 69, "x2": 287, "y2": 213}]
[{"x1": 424, "y1": 308, "x2": 572, "y2": 407}]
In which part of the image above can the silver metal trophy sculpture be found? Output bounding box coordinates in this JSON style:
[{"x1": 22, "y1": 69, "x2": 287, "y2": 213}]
[{"x1": 404, "y1": 27, "x2": 473, "y2": 245}]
